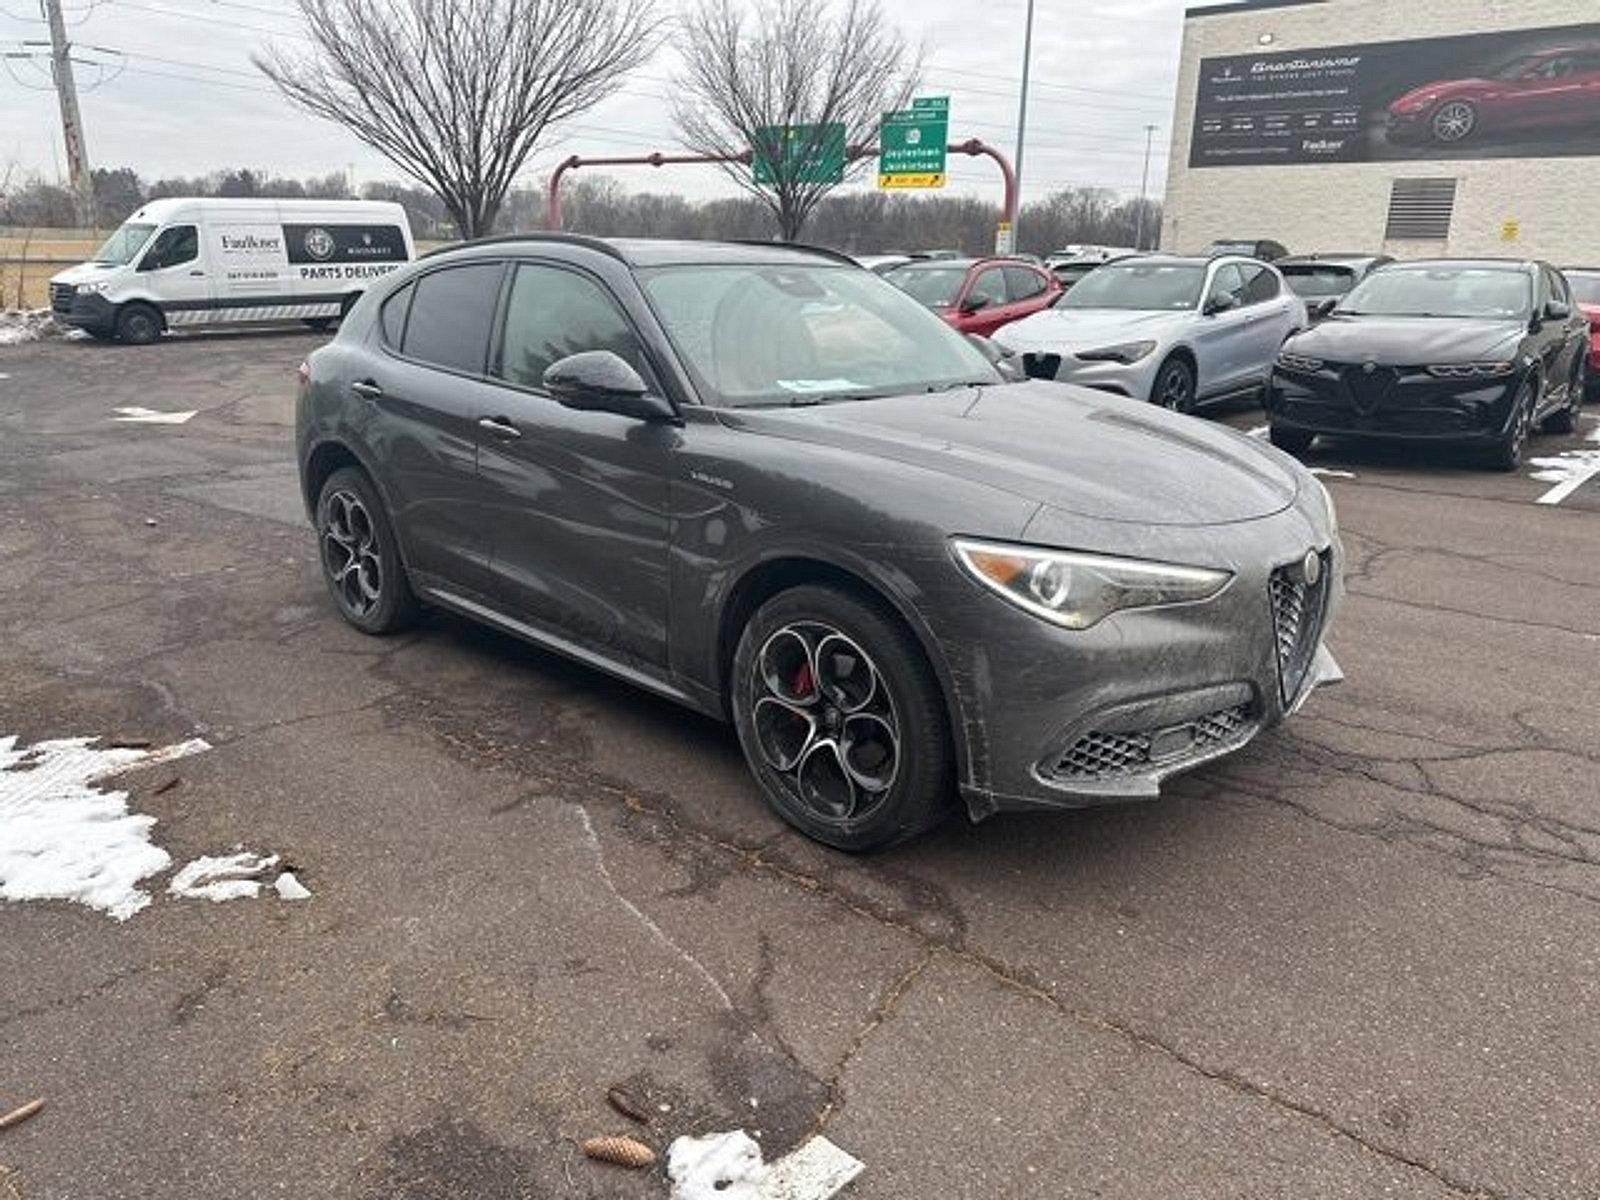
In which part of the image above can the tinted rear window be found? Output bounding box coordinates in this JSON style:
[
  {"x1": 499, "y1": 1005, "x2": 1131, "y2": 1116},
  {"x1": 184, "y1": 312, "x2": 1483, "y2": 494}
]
[{"x1": 401, "y1": 263, "x2": 503, "y2": 373}]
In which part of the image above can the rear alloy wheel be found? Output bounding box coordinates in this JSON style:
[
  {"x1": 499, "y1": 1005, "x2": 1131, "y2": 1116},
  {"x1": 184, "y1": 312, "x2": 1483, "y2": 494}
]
[
  {"x1": 1151, "y1": 356, "x2": 1196, "y2": 413},
  {"x1": 1268, "y1": 425, "x2": 1315, "y2": 455},
  {"x1": 316, "y1": 466, "x2": 418, "y2": 634},
  {"x1": 1431, "y1": 100, "x2": 1477, "y2": 144},
  {"x1": 1485, "y1": 379, "x2": 1536, "y2": 472},
  {"x1": 115, "y1": 303, "x2": 162, "y2": 345},
  {"x1": 1540, "y1": 356, "x2": 1584, "y2": 434},
  {"x1": 731, "y1": 585, "x2": 953, "y2": 852}
]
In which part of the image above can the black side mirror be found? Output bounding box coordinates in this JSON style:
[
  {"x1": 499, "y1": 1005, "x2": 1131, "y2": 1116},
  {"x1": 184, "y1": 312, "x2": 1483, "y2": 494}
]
[
  {"x1": 960, "y1": 294, "x2": 993, "y2": 314},
  {"x1": 1203, "y1": 292, "x2": 1239, "y2": 317},
  {"x1": 1309, "y1": 297, "x2": 1338, "y2": 319},
  {"x1": 543, "y1": 350, "x2": 674, "y2": 421},
  {"x1": 1545, "y1": 299, "x2": 1572, "y2": 321}
]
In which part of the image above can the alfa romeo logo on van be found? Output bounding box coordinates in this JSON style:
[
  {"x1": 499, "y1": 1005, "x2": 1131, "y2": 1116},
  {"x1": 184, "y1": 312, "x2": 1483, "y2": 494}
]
[{"x1": 304, "y1": 227, "x2": 337, "y2": 261}]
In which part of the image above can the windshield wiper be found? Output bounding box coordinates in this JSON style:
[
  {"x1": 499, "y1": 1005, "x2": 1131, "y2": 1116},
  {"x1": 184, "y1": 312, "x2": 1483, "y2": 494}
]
[{"x1": 923, "y1": 380, "x2": 988, "y2": 394}]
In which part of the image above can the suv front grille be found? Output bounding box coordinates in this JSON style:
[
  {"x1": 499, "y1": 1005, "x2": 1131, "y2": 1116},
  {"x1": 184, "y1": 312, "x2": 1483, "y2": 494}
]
[
  {"x1": 1269, "y1": 555, "x2": 1331, "y2": 702},
  {"x1": 1051, "y1": 703, "x2": 1253, "y2": 781},
  {"x1": 49, "y1": 282, "x2": 75, "y2": 316},
  {"x1": 1023, "y1": 353, "x2": 1061, "y2": 381},
  {"x1": 1341, "y1": 364, "x2": 1398, "y2": 415}
]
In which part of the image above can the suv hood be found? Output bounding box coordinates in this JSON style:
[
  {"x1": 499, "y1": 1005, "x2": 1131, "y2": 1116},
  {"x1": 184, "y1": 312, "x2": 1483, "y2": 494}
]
[
  {"x1": 723, "y1": 382, "x2": 1298, "y2": 527},
  {"x1": 1288, "y1": 315, "x2": 1524, "y2": 365},
  {"x1": 993, "y1": 306, "x2": 1192, "y2": 353}
]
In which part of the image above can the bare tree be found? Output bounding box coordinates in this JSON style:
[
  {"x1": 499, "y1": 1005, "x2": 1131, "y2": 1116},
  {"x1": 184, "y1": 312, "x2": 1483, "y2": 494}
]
[
  {"x1": 675, "y1": 0, "x2": 917, "y2": 242},
  {"x1": 256, "y1": 0, "x2": 661, "y2": 239}
]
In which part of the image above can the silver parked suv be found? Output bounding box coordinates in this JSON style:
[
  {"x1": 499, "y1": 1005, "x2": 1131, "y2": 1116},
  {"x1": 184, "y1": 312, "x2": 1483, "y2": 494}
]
[{"x1": 994, "y1": 255, "x2": 1307, "y2": 412}]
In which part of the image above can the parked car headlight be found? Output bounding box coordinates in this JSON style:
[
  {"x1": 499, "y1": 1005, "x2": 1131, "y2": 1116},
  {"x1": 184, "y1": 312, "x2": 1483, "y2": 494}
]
[
  {"x1": 1426, "y1": 361, "x2": 1516, "y2": 379},
  {"x1": 1276, "y1": 351, "x2": 1323, "y2": 373},
  {"x1": 76, "y1": 282, "x2": 108, "y2": 295},
  {"x1": 1074, "y1": 340, "x2": 1157, "y2": 364},
  {"x1": 953, "y1": 539, "x2": 1232, "y2": 630}
]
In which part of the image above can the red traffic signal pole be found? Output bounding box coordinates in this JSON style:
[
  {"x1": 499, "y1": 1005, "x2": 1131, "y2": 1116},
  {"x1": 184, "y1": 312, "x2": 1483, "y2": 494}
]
[{"x1": 545, "y1": 139, "x2": 1017, "y2": 232}]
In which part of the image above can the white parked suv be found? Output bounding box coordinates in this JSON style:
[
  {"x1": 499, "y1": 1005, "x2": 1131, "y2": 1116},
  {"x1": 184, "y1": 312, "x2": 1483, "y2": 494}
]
[{"x1": 993, "y1": 255, "x2": 1307, "y2": 411}]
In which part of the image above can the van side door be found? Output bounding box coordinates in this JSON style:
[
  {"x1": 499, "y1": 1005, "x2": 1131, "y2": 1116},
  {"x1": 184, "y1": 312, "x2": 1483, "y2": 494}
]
[{"x1": 135, "y1": 224, "x2": 213, "y2": 328}]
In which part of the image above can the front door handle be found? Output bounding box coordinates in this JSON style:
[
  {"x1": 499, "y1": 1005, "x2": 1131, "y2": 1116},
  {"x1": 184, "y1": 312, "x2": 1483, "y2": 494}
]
[
  {"x1": 351, "y1": 380, "x2": 384, "y2": 400},
  {"x1": 189, "y1": 270, "x2": 206, "y2": 277},
  {"x1": 478, "y1": 416, "x2": 522, "y2": 439}
]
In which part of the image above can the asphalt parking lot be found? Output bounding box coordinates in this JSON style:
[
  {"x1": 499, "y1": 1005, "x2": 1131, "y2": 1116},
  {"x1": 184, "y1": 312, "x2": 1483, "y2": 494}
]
[{"x1": 3, "y1": 329, "x2": 1599, "y2": 1200}]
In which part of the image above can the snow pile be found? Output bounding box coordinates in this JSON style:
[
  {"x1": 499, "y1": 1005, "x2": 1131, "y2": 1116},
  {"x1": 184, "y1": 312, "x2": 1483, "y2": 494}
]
[
  {"x1": 273, "y1": 871, "x2": 312, "y2": 900},
  {"x1": 666, "y1": 1131, "x2": 864, "y2": 1200},
  {"x1": 168, "y1": 851, "x2": 279, "y2": 902},
  {"x1": 0, "y1": 735, "x2": 207, "y2": 920},
  {"x1": 0, "y1": 309, "x2": 64, "y2": 346}
]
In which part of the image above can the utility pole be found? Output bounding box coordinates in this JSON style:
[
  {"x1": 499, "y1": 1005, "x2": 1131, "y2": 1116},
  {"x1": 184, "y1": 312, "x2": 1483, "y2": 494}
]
[
  {"x1": 1135, "y1": 123, "x2": 1156, "y2": 250},
  {"x1": 41, "y1": 0, "x2": 97, "y2": 230},
  {"x1": 1003, "y1": 0, "x2": 1035, "y2": 254}
]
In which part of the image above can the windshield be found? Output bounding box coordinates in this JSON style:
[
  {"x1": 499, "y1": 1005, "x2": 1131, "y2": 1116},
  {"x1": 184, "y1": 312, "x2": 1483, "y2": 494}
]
[
  {"x1": 1281, "y1": 265, "x2": 1358, "y2": 298},
  {"x1": 93, "y1": 222, "x2": 157, "y2": 266},
  {"x1": 884, "y1": 265, "x2": 969, "y2": 309},
  {"x1": 1057, "y1": 263, "x2": 1206, "y2": 311},
  {"x1": 1493, "y1": 54, "x2": 1548, "y2": 81},
  {"x1": 1565, "y1": 272, "x2": 1600, "y2": 305},
  {"x1": 1337, "y1": 267, "x2": 1531, "y2": 319},
  {"x1": 638, "y1": 263, "x2": 998, "y2": 409}
]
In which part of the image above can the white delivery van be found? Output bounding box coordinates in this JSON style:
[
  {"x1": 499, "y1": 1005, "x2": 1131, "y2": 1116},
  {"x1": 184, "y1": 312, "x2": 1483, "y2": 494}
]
[{"x1": 48, "y1": 197, "x2": 415, "y2": 343}]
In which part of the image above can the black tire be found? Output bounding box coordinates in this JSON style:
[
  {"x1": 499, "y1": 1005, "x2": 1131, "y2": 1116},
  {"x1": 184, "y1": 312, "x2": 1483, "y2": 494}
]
[
  {"x1": 315, "y1": 466, "x2": 419, "y2": 634},
  {"x1": 1485, "y1": 379, "x2": 1537, "y2": 472},
  {"x1": 730, "y1": 584, "x2": 954, "y2": 852},
  {"x1": 1541, "y1": 356, "x2": 1584, "y2": 435},
  {"x1": 1150, "y1": 356, "x2": 1196, "y2": 413},
  {"x1": 115, "y1": 303, "x2": 163, "y2": 345},
  {"x1": 303, "y1": 317, "x2": 334, "y2": 332},
  {"x1": 1268, "y1": 425, "x2": 1315, "y2": 455}
]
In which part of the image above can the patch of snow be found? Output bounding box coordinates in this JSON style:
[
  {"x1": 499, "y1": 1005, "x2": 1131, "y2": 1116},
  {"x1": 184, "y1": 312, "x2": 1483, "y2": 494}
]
[
  {"x1": 169, "y1": 852, "x2": 279, "y2": 902},
  {"x1": 0, "y1": 310, "x2": 65, "y2": 346},
  {"x1": 1310, "y1": 468, "x2": 1355, "y2": 479},
  {"x1": 1529, "y1": 448, "x2": 1600, "y2": 506},
  {"x1": 112, "y1": 406, "x2": 197, "y2": 425},
  {"x1": 273, "y1": 871, "x2": 312, "y2": 900},
  {"x1": 667, "y1": 1132, "x2": 864, "y2": 1200},
  {"x1": 1246, "y1": 425, "x2": 1269, "y2": 439},
  {"x1": 0, "y1": 734, "x2": 210, "y2": 920}
]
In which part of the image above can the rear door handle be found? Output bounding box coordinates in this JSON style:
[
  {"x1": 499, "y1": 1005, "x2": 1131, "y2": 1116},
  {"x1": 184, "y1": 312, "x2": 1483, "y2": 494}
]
[
  {"x1": 351, "y1": 380, "x2": 384, "y2": 400},
  {"x1": 478, "y1": 416, "x2": 522, "y2": 439}
]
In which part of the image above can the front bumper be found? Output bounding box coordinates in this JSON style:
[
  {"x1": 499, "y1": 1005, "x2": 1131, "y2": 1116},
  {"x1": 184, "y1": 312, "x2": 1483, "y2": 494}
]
[
  {"x1": 1014, "y1": 347, "x2": 1159, "y2": 401},
  {"x1": 49, "y1": 285, "x2": 117, "y2": 332},
  {"x1": 918, "y1": 499, "x2": 1343, "y2": 818},
  {"x1": 1266, "y1": 362, "x2": 1521, "y2": 442}
]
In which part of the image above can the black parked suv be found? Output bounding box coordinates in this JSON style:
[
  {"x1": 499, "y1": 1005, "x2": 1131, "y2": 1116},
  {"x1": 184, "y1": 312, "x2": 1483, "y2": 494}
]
[
  {"x1": 1267, "y1": 259, "x2": 1589, "y2": 469},
  {"x1": 296, "y1": 235, "x2": 1342, "y2": 850}
]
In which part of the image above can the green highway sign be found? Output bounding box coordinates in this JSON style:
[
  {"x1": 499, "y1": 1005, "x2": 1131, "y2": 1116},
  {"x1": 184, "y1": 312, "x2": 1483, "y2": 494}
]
[
  {"x1": 879, "y1": 96, "x2": 950, "y2": 189},
  {"x1": 751, "y1": 123, "x2": 847, "y2": 186}
]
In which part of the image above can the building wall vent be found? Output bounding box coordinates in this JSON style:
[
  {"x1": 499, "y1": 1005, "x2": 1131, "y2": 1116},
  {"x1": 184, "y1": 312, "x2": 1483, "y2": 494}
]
[{"x1": 1385, "y1": 178, "x2": 1458, "y2": 241}]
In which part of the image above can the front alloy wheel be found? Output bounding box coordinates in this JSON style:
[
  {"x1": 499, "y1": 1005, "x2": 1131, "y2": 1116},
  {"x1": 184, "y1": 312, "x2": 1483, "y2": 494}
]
[
  {"x1": 1485, "y1": 380, "x2": 1535, "y2": 471},
  {"x1": 1431, "y1": 101, "x2": 1476, "y2": 144},
  {"x1": 731, "y1": 585, "x2": 953, "y2": 852},
  {"x1": 1152, "y1": 357, "x2": 1196, "y2": 413}
]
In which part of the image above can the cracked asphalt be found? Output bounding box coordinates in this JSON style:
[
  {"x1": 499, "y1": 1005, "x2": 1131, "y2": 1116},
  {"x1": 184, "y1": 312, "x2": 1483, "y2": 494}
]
[{"x1": 2, "y1": 330, "x2": 1599, "y2": 1199}]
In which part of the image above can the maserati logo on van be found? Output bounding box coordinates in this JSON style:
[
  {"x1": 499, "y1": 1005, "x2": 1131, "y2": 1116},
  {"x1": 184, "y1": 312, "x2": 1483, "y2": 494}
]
[{"x1": 304, "y1": 227, "x2": 337, "y2": 261}]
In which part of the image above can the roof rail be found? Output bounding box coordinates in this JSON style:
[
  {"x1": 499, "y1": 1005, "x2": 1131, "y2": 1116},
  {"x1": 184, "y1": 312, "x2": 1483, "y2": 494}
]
[{"x1": 421, "y1": 230, "x2": 626, "y2": 261}]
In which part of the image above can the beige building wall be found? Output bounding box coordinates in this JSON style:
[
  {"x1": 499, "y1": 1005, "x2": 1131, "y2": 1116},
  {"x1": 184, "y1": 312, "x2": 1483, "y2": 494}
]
[{"x1": 1161, "y1": 0, "x2": 1600, "y2": 262}]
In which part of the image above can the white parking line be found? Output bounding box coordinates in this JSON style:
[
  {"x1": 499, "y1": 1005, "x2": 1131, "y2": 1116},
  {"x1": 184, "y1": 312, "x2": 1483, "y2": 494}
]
[
  {"x1": 1532, "y1": 451, "x2": 1600, "y2": 505},
  {"x1": 112, "y1": 406, "x2": 196, "y2": 425}
]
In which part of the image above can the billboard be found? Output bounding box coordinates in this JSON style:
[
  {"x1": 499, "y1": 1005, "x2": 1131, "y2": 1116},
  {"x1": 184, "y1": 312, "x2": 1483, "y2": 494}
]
[{"x1": 1189, "y1": 24, "x2": 1600, "y2": 168}]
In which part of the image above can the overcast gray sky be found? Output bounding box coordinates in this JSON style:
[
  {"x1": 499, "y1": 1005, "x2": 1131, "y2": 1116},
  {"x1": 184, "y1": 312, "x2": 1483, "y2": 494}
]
[{"x1": 2, "y1": 0, "x2": 1192, "y2": 206}]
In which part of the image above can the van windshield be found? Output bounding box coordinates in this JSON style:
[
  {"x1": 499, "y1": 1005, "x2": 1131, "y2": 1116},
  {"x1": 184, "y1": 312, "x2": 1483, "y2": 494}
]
[{"x1": 93, "y1": 223, "x2": 157, "y2": 266}]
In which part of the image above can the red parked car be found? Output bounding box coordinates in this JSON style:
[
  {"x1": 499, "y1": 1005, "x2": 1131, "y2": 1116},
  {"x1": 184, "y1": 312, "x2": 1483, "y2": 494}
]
[
  {"x1": 883, "y1": 257, "x2": 1061, "y2": 337},
  {"x1": 1388, "y1": 46, "x2": 1600, "y2": 145},
  {"x1": 1561, "y1": 268, "x2": 1600, "y2": 398}
]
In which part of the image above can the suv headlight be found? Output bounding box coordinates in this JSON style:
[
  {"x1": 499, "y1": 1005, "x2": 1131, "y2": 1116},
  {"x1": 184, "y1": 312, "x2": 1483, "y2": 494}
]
[
  {"x1": 1075, "y1": 340, "x2": 1157, "y2": 364},
  {"x1": 1426, "y1": 361, "x2": 1516, "y2": 379},
  {"x1": 1276, "y1": 351, "x2": 1323, "y2": 373},
  {"x1": 76, "y1": 281, "x2": 108, "y2": 295},
  {"x1": 953, "y1": 539, "x2": 1232, "y2": 630}
]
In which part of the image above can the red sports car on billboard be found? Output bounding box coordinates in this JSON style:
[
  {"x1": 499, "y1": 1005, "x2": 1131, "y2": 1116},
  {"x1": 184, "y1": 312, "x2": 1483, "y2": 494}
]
[{"x1": 1387, "y1": 46, "x2": 1600, "y2": 145}]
